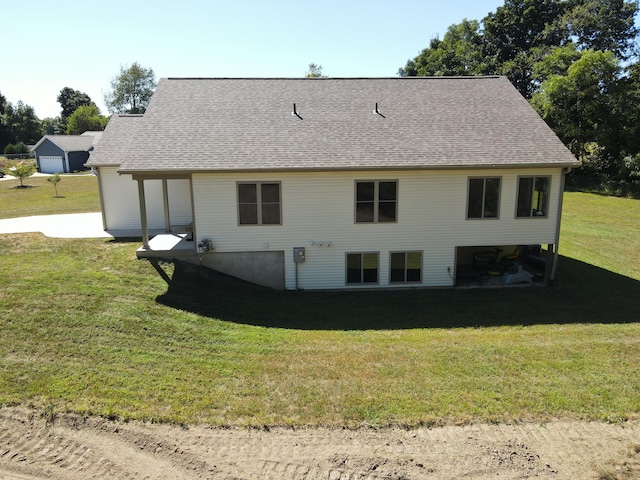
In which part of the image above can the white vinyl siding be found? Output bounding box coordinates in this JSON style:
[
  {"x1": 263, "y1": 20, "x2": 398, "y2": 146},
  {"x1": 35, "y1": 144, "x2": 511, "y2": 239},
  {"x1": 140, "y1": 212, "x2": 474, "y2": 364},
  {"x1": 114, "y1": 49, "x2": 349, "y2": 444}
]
[
  {"x1": 98, "y1": 167, "x2": 192, "y2": 230},
  {"x1": 191, "y1": 168, "x2": 564, "y2": 290}
]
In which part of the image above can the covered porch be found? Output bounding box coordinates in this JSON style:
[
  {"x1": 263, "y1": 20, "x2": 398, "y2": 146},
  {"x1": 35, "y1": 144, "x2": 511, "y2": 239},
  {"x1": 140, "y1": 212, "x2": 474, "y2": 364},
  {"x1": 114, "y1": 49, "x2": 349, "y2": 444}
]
[
  {"x1": 136, "y1": 230, "x2": 196, "y2": 259},
  {"x1": 129, "y1": 172, "x2": 198, "y2": 259},
  {"x1": 454, "y1": 244, "x2": 557, "y2": 288}
]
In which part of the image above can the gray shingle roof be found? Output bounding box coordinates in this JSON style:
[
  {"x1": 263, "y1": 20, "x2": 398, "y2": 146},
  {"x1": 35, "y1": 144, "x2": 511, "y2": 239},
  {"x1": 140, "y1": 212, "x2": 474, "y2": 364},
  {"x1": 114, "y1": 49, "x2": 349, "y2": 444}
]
[
  {"x1": 34, "y1": 134, "x2": 97, "y2": 153},
  {"x1": 86, "y1": 115, "x2": 144, "y2": 166},
  {"x1": 89, "y1": 77, "x2": 578, "y2": 173}
]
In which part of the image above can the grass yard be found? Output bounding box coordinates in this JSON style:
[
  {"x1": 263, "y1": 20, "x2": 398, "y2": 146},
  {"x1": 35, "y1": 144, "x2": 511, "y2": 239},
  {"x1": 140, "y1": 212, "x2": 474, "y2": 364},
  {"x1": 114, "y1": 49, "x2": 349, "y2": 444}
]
[
  {"x1": 0, "y1": 174, "x2": 100, "y2": 219},
  {"x1": 0, "y1": 188, "x2": 639, "y2": 426}
]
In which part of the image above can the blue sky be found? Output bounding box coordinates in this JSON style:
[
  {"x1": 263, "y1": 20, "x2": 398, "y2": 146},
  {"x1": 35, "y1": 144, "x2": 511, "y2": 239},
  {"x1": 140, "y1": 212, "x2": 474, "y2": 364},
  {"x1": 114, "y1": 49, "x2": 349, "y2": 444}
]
[{"x1": 2, "y1": 0, "x2": 505, "y2": 118}]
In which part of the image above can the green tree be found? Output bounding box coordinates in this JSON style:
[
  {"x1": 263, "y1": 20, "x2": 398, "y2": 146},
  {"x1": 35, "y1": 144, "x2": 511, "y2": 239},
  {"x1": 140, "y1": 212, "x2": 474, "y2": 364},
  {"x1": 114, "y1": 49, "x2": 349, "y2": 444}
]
[
  {"x1": 399, "y1": 0, "x2": 639, "y2": 98},
  {"x1": 564, "y1": 0, "x2": 639, "y2": 58},
  {"x1": 48, "y1": 172, "x2": 62, "y2": 197},
  {"x1": 41, "y1": 117, "x2": 66, "y2": 135},
  {"x1": 6, "y1": 160, "x2": 37, "y2": 187},
  {"x1": 305, "y1": 63, "x2": 326, "y2": 77},
  {"x1": 5, "y1": 101, "x2": 42, "y2": 145},
  {"x1": 57, "y1": 87, "x2": 95, "y2": 121},
  {"x1": 4, "y1": 143, "x2": 18, "y2": 155},
  {"x1": 532, "y1": 43, "x2": 583, "y2": 82},
  {"x1": 0, "y1": 91, "x2": 11, "y2": 152},
  {"x1": 398, "y1": 20, "x2": 489, "y2": 77},
  {"x1": 622, "y1": 61, "x2": 640, "y2": 156},
  {"x1": 397, "y1": 0, "x2": 640, "y2": 183},
  {"x1": 531, "y1": 50, "x2": 623, "y2": 171},
  {"x1": 104, "y1": 62, "x2": 157, "y2": 114},
  {"x1": 66, "y1": 105, "x2": 108, "y2": 135}
]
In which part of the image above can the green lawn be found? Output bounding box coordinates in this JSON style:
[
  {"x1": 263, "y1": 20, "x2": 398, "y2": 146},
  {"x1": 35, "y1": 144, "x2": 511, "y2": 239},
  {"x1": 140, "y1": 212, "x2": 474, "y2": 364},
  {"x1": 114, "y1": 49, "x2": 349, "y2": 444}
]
[
  {"x1": 0, "y1": 174, "x2": 100, "y2": 219},
  {"x1": 0, "y1": 187, "x2": 638, "y2": 427}
]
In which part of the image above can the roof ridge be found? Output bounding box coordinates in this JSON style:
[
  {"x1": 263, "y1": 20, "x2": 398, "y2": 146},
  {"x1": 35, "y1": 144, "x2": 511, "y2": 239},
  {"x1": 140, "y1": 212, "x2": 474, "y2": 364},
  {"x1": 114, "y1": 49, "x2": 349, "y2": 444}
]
[{"x1": 164, "y1": 76, "x2": 503, "y2": 81}]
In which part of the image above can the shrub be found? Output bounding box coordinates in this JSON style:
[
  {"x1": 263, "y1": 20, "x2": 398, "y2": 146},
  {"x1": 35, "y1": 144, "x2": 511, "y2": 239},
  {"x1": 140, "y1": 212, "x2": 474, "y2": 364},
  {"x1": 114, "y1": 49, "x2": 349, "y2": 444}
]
[
  {"x1": 15, "y1": 141, "x2": 29, "y2": 154},
  {"x1": 6, "y1": 160, "x2": 37, "y2": 187},
  {"x1": 3, "y1": 143, "x2": 17, "y2": 155}
]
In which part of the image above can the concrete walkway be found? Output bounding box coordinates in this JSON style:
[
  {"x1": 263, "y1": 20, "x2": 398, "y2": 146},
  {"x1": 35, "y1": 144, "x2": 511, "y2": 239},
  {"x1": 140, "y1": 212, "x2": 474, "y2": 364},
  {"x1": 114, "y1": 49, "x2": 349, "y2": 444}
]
[{"x1": 0, "y1": 212, "x2": 113, "y2": 239}]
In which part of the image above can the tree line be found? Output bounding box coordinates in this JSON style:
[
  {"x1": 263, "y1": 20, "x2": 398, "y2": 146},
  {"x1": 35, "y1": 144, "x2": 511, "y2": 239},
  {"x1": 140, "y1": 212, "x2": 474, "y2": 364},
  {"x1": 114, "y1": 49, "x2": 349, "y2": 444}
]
[
  {"x1": 399, "y1": 0, "x2": 640, "y2": 186},
  {"x1": 0, "y1": 62, "x2": 156, "y2": 154},
  {"x1": 3, "y1": 3, "x2": 640, "y2": 188}
]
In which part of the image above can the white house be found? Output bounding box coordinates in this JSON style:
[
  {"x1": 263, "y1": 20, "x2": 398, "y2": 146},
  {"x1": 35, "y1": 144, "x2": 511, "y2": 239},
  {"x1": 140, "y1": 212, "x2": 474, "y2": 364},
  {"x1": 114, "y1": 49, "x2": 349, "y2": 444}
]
[{"x1": 86, "y1": 77, "x2": 579, "y2": 290}]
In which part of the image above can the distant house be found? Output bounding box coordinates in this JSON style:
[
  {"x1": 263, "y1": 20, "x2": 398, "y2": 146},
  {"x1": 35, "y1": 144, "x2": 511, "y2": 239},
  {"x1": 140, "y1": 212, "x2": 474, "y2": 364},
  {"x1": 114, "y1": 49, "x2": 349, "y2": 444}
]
[
  {"x1": 33, "y1": 131, "x2": 103, "y2": 173},
  {"x1": 86, "y1": 77, "x2": 579, "y2": 290}
]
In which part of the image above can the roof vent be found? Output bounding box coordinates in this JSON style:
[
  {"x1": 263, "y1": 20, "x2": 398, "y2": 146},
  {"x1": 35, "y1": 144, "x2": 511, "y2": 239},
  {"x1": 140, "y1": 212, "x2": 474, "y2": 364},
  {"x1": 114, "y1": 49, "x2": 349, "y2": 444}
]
[
  {"x1": 292, "y1": 103, "x2": 303, "y2": 120},
  {"x1": 373, "y1": 103, "x2": 385, "y2": 118}
]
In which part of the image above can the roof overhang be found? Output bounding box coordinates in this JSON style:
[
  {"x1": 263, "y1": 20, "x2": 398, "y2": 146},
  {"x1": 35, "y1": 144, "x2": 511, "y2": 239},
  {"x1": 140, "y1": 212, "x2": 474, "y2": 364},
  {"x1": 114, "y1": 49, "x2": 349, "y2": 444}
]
[{"x1": 119, "y1": 161, "x2": 581, "y2": 178}]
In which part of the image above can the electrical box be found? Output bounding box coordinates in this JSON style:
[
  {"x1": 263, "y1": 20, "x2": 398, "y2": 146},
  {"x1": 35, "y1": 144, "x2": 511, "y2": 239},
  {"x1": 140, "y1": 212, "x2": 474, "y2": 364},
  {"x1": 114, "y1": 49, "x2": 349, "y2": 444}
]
[
  {"x1": 293, "y1": 247, "x2": 306, "y2": 263},
  {"x1": 198, "y1": 239, "x2": 214, "y2": 253}
]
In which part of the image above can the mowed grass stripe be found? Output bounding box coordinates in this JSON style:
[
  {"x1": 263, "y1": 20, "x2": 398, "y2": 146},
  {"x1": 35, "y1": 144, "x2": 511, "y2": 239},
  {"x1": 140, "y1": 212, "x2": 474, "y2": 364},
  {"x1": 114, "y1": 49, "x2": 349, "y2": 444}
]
[{"x1": 0, "y1": 186, "x2": 638, "y2": 426}]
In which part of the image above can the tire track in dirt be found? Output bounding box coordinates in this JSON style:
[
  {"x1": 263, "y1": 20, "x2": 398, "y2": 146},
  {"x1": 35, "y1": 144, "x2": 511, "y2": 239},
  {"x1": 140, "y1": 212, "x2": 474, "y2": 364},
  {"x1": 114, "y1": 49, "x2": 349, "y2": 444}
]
[{"x1": 1, "y1": 407, "x2": 639, "y2": 479}]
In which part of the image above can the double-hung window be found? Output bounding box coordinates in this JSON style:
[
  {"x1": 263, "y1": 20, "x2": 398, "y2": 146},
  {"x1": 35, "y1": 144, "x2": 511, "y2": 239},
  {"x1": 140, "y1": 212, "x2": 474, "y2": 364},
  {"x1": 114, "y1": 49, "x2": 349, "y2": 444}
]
[
  {"x1": 467, "y1": 177, "x2": 501, "y2": 219},
  {"x1": 346, "y1": 252, "x2": 379, "y2": 284},
  {"x1": 390, "y1": 251, "x2": 422, "y2": 283},
  {"x1": 237, "y1": 182, "x2": 281, "y2": 225},
  {"x1": 516, "y1": 176, "x2": 550, "y2": 217},
  {"x1": 355, "y1": 180, "x2": 398, "y2": 223}
]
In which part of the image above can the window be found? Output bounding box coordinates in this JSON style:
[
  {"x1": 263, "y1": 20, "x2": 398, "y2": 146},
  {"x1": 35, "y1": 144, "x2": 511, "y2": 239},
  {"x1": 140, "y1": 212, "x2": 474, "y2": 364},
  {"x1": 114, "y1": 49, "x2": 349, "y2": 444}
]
[
  {"x1": 346, "y1": 253, "x2": 379, "y2": 284},
  {"x1": 517, "y1": 176, "x2": 550, "y2": 217},
  {"x1": 355, "y1": 180, "x2": 397, "y2": 223},
  {"x1": 390, "y1": 251, "x2": 422, "y2": 283},
  {"x1": 238, "y1": 182, "x2": 281, "y2": 225},
  {"x1": 467, "y1": 177, "x2": 501, "y2": 219}
]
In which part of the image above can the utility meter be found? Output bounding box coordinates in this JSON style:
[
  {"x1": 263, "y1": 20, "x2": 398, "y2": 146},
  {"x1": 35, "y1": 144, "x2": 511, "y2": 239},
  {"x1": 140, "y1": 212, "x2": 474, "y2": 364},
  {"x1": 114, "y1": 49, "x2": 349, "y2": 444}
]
[{"x1": 293, "y1": 247, "x2": 306, "y2": 263}]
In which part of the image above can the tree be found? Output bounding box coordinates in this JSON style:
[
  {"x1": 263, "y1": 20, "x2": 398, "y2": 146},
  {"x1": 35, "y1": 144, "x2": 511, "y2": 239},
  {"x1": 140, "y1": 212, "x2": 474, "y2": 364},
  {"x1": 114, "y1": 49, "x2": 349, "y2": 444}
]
[
  {"x1": 398, "y1": 20, "x2": 489, "y2": 77},
  {"x1": 0, "y1": 91, "x2": 11, "y2": 152},
  {"x1": 563, "y1": 0, "x2": 639, "y2": 58},
  {"x1": 66, "y1": 105, "x2": 108, "y2": 135},
  {"x1": 104, "y1": 62, "x2": 156, "y2": 114},
  {"x1": 5, "y1": 101, "x2": 42, "y2": 145},
  {"x1": 41, "y1": 117, "x2": 66, "y2": 135},
  {"x1": 531, "y1": 50, "x2": 623, "y2": 171},
  {"x1": 305, "y1": 63, "x2": 326, "y2": 77},
  {"x1": 3, "y1": 143, "x2": 18, "y2": 155},
  {"x1": 6, "y1": 160, "x2": 36, "y2": 187},
  {"x1": 57, "y1": 87, "x2": 95, "y2": 120},
  {"x1": 397, "y1": 0, "x2": 640, "y2": 184},
  {"x1": 399, "y1": 0, "x2": 639, "y2": 98},
  {"x1": 48, "y1": 173, "x2": 62, "y2": 197},
  {"x1": 532, "y1": 43, "x2": 583, "y2": 83}
]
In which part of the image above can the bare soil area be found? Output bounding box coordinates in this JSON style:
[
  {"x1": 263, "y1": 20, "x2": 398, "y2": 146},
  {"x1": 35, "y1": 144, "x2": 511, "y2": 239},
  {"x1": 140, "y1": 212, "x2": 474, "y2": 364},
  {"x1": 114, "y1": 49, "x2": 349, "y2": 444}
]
[{"x1": 1, "y1": 407, "x2": 639, "y2": 479}]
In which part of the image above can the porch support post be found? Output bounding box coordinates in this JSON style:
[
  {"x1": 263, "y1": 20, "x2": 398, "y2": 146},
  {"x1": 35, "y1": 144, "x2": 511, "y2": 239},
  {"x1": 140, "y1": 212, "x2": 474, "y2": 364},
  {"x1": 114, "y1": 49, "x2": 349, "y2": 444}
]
[
  {"x1": 545, "y1": 244, "x2": 555, "y2": 286},
  {"x1": 162, "y1": 179, "x2": 171, "y2": 232},
  {"x1": 136, "y1": 178, "x2": 150, "y2": 250}
]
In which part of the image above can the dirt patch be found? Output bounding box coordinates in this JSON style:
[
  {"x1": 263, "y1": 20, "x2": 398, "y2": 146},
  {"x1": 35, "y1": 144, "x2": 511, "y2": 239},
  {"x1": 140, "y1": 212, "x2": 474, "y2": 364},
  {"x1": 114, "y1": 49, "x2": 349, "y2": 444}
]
[{"x1": 1, "y1": 407, "x2": 639, "y2": 479}]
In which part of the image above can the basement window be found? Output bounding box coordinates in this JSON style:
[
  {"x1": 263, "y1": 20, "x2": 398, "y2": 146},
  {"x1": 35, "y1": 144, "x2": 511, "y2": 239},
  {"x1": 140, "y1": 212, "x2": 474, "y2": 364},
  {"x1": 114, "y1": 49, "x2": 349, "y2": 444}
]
[{"x1": 346, "y1": 252, "x2": 379, "y2": 284}]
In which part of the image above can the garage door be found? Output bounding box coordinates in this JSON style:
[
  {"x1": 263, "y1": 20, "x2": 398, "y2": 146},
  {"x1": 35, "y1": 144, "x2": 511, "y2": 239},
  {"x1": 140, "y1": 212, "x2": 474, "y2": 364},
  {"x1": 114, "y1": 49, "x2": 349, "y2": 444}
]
[{"x1": 39, "y1": 156, "x2": 64, "y2": 174}]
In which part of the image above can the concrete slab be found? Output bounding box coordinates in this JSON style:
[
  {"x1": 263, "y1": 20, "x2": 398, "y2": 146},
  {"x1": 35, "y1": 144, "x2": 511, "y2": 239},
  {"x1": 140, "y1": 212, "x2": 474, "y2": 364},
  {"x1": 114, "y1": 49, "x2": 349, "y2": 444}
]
[{"x1": 0, "y1": 212, "x2": 112, "y2": 239}]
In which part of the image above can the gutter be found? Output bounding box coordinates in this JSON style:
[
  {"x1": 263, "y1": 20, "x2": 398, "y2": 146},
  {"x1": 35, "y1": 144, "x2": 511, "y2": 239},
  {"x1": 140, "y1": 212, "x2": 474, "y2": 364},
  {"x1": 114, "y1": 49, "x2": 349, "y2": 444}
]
[{"x1": 117, "y1": 162, "x2": 582, "y2": 177}]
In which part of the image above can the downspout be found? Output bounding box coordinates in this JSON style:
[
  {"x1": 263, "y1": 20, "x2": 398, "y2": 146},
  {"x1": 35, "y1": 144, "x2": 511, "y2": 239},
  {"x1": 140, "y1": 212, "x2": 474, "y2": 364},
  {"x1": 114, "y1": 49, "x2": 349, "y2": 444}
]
[
  {"x1": 188, "y1": 175, "x2": 197, "y2": 255},
  {"x1": 551, "y1": 167, "x2": 572, "y2": 282}
]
